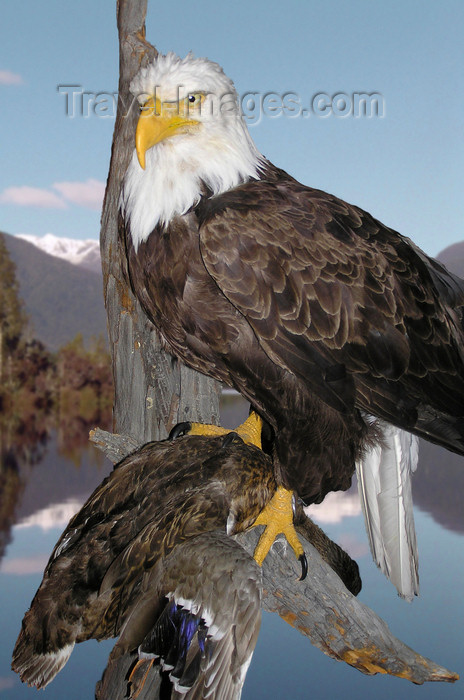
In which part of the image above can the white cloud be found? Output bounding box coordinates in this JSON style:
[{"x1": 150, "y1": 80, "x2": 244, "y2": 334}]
[
  {"x1": 53, "y1": 178, "x2": 105, "y2": 210},
  {"x1": 15, "y1": 499, "x2": 83, "y2": 531},
  {"x1": 0, "y1": 178, "x2": 106, "y2": 211},
  {"x1": 0, "y1": 69, "x2": 23, "y2": 85},
  {"x1": 0, "y1": 185, "x2": 67, "y2": 209},
  {"x1": 305, "y1": 490, "x2": 361, "y2": 524}
]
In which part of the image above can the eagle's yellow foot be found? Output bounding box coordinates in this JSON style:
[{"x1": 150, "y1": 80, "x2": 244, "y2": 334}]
[
  {"x1": 252, "y1": 486, "x2": 308, "y2": 580},
  {"x1": 168, "y1": 411, "x2": 263, "y2": 449}
]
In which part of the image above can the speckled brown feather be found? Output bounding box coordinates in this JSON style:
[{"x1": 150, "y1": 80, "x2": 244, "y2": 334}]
[{"x1": 123, "y1": 161, "x2": 464, "y2": 502}]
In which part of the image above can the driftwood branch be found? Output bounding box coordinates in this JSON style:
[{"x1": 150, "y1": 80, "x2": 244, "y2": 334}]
[
  {"x1": 239, "y1": 527, "x2": 457, "y2": 684},
  {"x1": 89, "y1": 427, "x2": 139, "y2": 464},
  {"x1": 96, "y1": 0, "x2": 458, "y2": 694}
]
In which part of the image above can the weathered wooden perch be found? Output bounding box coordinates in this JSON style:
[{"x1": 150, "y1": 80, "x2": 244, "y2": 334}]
[
  {"x1": 100, "y1": 0, "x2": 221, "y2": 445},
  {"x1": 96, "y1": 0, "x2": 458, "y2": 695},
  {"x1": 90, "y1": 428, "x2": 458, "y2": 688}
]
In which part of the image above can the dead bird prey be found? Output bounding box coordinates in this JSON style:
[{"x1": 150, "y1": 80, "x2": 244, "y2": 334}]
[{"x1": 12, "y1": 432, "x2": 360, "y2": 697}]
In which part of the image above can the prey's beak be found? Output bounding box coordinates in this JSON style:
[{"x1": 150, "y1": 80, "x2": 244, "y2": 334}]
[{"x1": 135, "y1": 97, "x2": 199, "y2": 169}]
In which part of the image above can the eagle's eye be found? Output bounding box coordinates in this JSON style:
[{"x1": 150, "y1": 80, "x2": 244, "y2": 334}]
[{"x1": 187, "y1": 93, "x2": 204, "y2": 109}]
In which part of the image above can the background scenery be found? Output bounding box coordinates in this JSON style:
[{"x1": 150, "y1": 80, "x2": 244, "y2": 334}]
[{"x1": 1, "y1": 1, "x2": 463, "y2": 699}]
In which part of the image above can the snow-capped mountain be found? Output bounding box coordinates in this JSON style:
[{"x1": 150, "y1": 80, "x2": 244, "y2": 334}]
[{"x1": 16, "y1": 233, "x2": 101, "y2": 273}]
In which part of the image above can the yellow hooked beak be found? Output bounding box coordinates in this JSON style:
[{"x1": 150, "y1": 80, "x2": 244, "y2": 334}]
[{"x1": 135, "y1": 96, "x2": 200, "y2": 169}]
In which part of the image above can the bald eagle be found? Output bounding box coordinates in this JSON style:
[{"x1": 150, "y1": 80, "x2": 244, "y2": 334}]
[{"x1": 120, "y1": 52, "x2": 464, "y2": 599}]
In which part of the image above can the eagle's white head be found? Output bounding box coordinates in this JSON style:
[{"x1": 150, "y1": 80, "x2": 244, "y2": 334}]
[{"x1": 121, "y1": 52, "x2": 264, "y2": 249}]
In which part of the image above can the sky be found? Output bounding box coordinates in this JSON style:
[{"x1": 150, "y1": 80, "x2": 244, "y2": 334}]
[{"x1": 0, "y1": 0, "x2": 463, "y2": 257}]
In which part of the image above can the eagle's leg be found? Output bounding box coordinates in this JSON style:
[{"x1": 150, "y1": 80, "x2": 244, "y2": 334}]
[
  {"x1": 252, "y1": 486, "x2": 308, "y2": 580},
  {"x1": 169, "y1": 411, "x2": 262, "y2": 448}
]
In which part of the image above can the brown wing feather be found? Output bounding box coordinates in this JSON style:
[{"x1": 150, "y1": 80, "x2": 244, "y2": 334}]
[
  {"x1": 198, "y1": 166, "x2": 464, "y2": 448},
  {"x1": 122, "y1": 163, "x2": 464, "y2": 500}
]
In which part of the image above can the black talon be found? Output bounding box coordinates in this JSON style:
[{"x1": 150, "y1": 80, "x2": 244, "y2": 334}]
[
  {"x1": 221, "y1": 431, "x2": 241, "y2": 449},
  {"x1": 298, "y1": 553, "x2": 308, "y2": 581},
  {"x1": 168, "y1": 422, "x2": 192, "y2": 440}
]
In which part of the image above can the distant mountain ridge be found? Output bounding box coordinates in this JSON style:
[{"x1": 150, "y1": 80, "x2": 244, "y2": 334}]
[
  {"x1": 15, "y1": 233, "x2": 101, "y2": 274},
  {"x1": 1, "y1": 232, "x2": 107, "y2": 351}
]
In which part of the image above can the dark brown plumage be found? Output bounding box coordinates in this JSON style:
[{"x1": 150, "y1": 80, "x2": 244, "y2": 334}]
[
  {"x1": 12, "y1": 433, "x2": 360, "y2": 695},
  {"x1": 123, "y1": 160, "x2": 464, "y2": 505}
]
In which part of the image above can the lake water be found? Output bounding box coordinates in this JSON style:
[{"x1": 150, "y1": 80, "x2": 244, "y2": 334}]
[{"x1": 1, "y1": 394, "x2": 463, "y2": 699}]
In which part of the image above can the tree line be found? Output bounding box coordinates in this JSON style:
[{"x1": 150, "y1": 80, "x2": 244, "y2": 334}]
[{"x1": 0, "y1": 234, "x2": 113, "y2": 424}]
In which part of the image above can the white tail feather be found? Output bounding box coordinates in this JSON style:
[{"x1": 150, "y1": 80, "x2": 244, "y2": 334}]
[{"x1": 356, "y1": 419, "x2": 419, "y2": 601}]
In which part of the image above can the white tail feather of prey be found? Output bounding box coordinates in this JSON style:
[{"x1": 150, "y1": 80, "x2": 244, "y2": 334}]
[{"x1": 356, "y1": 419, "x2": 419, "y2": 601}]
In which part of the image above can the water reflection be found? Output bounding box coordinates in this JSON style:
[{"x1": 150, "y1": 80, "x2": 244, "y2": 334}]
[
  {"x1": 0, "y1": 400, "x2": 112, "y2": 572},
  {"x1": 413, "y1": 440, "x2": 464, "y2": 534},
  {"x1": 1, "y1": 395, "x2": 464, "y2": 699}
]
